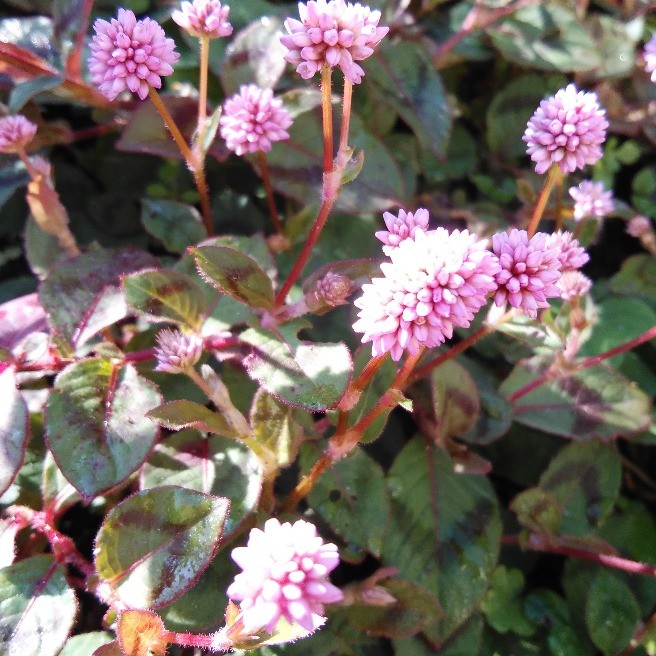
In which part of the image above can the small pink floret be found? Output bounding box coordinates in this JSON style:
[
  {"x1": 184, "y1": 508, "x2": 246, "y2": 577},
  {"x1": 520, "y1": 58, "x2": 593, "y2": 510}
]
[
  {"x1": 280, "y1": 0, "x2": 389, "y2": 84},
  {"x1": 523, "y1": 84, "x2": 608, "y2": 175},
  {"x1": 172, "y1": 0, "x2": 233, "y2": 39},
  {"x1": 644, "y1": 34, "x2": 656, "y2": 83},
  {"x1": 219, "y1": 84, "x2": 293, "y2": 156},
  {"x1": 154, "y1": 329, "x2": 202, "y2": 373},
  {"x1": 558, "y1": 270, "x2": 592, "y2": 301},
  {"x1": 546, "y1": 230, "x2": 589, "y2": 272},
  {"x1": 492, "y1": 229, "x2": 562, "y2": 318},
  {"x1": 227, "y1": 518, "x2": 343, "y2": 634},
  {"x1": 354, "y1": 222, "x2": 500, "y2": 361},
  {"x1": 568, "y1": 180, "x2": 614, "y2": 221},
  {"x1": 376, "y1": 207, "x2": 430, "y2": 255},
  {"x1": 626, "y1": 215, "x2": 652, "y2": 238},
  {"x1": 0, "y1": 115, "x2": 37, "y2": 154},
  {"x1": 88, "y1": 8, "x2": 179, "y2": 101}
]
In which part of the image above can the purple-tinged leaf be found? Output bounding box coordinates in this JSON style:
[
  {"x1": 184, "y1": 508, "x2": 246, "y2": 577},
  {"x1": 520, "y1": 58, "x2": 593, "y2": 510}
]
[
  {"x1": 140, "y1": 199, "x2": 207, "y2": 254},
  {"x1": 0, "y1": 554, "x2": 77, "y2": 656},
  {"x1": 45, "y1": 358, "x2": 162, "y2": 501},
  {"x1": 241, "y1": 324, "x2": 353, "y2": 411},
  {"x1": 122, "y1": 269, "x2": 207, "y2": 330},
  {"x1": 94, "y1": 486, "x2": 230, "y2": 609},
  {"x1": 0, "y1": 292, "x2": 47, "y2": 350},
  {"x1": 192, "y1": 245, "x2": 275, "y2": 310},
  {"x1": 0, "y1": 367, "x2": 29, "y2": 497},
  {"x1": 39, "y1": 248, "x2": 160, "y2": 347},
  {"x1": 501, "y1": 358, "x2": 652, "y2": 441},
  {"x1": 141, "y1": 430, "x2": 263, "y2": 537}
]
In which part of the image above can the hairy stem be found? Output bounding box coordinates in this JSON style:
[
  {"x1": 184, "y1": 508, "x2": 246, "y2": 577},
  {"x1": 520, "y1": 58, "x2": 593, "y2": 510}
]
[
  {"x1": 198, "y1": 36, "x2": 210, "y2": 127},
  {"x1": 258, "y1": 150, "x2": 283, "y2": 234},
  {"x1": 338, "y1": 79, "x2": 353, "y2": 155},
  {"x1": 321, "y1": 65, "x2": 333, "y2": 174},
  {"x1": 527, "y1": 164, "x2": 559, "y2": 238},
  {"x1": 148, "y1": 85, "x2": 195, "y2": 165}
]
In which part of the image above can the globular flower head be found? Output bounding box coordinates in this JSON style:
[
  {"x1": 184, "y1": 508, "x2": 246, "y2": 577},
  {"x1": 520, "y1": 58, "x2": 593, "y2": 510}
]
[
  {"x1": 558, "y1": 270, "x2": 592, "y2": 301},
  {"x1": 172, "y1": 0, "x2": 233, "y2": 39},
  {"x1": 375, "y1": 208, "x2": 430, "y2": 255},
  {"x1": 492, "y1": 229, "x2": 562, "y2": 318},
  {"x1": 569, "y1": 180, "x2": 614, "y2": 221},
  {"x1": 523, "y1": 84, "x2": 608, "y2": 175},
  {"x1": 353, "y1": 226, "x2": 500, "y2": 361},
  {"x1": 280, "y1": 0, "x2": 389, "y2": 84},
  {"x1": 88, "y1": 8, "x2": 179, "y2": 101},
  {"x1": 227, "y1": 518, "x2": 343, "y2": 634},
  {"x1": 314, "y1": 271, "x2": 352, "y2": 307},
  {"x1": 626, "y1": 214, "x2": 652, "y2": 238},
  {"x1": 219, "y1": 85, "x2": 292, "y2": 156},
  {"x1": 546, "y1": 230, "x2": 589, "y2": 271},
  {"x1": 0, "y1": 115, "x2": 37, "y2": 154},
  {"x1": 154, "y1": 329, "x2": 202, "y2": 373},
  {"x1": 643, "y1": 34, "x2": 656, "y2": 83}
]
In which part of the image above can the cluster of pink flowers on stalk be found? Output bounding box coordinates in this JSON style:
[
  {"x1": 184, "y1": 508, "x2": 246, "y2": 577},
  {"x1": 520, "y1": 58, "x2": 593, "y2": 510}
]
[
  {"x1": 172, "y1": 0, "x2": 233, "y2": 39},
  {"x1": 569, "y1": 180, "x2": 614, "y2": 221},
  {"x1": 643, "y1": 34, "x2": 656, "y2": 82},
  {"x1": 280, "y1": 0, "x2": 388, "y2": 83},
  {"x1": 228, "y1": 518, "x2": 343, "y2": 634},
  {"x1": 354, "y1": 213, "x2": 500, "y2": 361},
  {"x1": 376, "y1": 208, "x2": 430, "y2": 256},
  {"x1": 154, "y1": 329, "x2": 202, "y2": 373},
  {"x1": 88, "y1": 8, "x2": 179, "y2": 100},
  {"x1": 0, "y1": 115, "x2": 37, "y2": 154},
  {"x1": 547, "y1": 231, "x2": 589, "y2": 272},
  {"x1": 523, "y1": 84, "x2": 608, "y2": 175},
  {"x1": 220, "y1": 85, "x2": 293, "y2": 155},
  {"x1": 558, "y1": 270, "x2": 592, "y2": 301}
]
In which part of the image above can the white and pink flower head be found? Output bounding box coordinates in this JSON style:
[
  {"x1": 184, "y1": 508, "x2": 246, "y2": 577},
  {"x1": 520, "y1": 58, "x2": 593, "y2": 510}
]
[
  {"x1": 280, "y1": 0, "x2": 388, "y2": 84},
  {"x1": 558, "y1": 270, "x2": 592, "y2": 301},
  {"x1": 0, "y1": 115, "x2": 37, "y2": 154},
  {"x1": 154, "y1": 329, "x2": 202, "y2": 373},
  {"x1": 523, "y1": 84, "x2": 608, "y2": 175},
  {"x1": 492, "y1": 229, "x2": 562, "y2": 318},
  {"x1": 353, "y1": 224, "x2": 500, "y2": 361},
  {"x1": 227, "y1": 518, "x2": 343, "y2": 634},
  {"x1": 88, "y1": 8, "x2": 179, "y2": 101},
  {"x1": 375, "y1": 208, "x2": 430, "y2": 255},
  {"x1": 219, "y1": 85, "x2": 293, "y2": 156},
  {"x1": 546, "y1": 230, "x2": 589, "y2": 272},
  {"x1": 569, "y1": 180, "x2": 614, "y2": 221},
  {"x1": 172, "y1": 0, "x2": 233, "y2": 39},
  {"x1": 643, "y1": 34, "x2": 656, "y2": 83}
]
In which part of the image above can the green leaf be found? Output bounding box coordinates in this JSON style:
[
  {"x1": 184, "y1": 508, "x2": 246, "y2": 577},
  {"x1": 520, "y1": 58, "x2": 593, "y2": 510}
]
[
  {"x1": 45, "y1": 358, "x2": 162, "y2": 501},
  {"x1": 202, "y1": 234, "x2": 277, "y2": 281},
  {"x1": 146, "y1": 400, "x2": 239, "y2": 438},
  {"x1": 510, "y1": 488, "x2": 562, "y2": 538},
  {"x1": 501, "y1": 358, "x2": 652, "y2": 441},
  {"x1": 250, "y1": 389, "x2": 303, "y2": 468},
  {"x1": 219, "y1": 16, "x2": 286, "y2": 94},
  {"x1": 59, "y1": 632, "x2": 114, "y2": 656},
  {"x1": 487, "y1": 74, "x2": 567, "y2": 160},
  {"x1": 241, "y1": 325, "x2": 352, "y2": 411},
  {"x1": 348, "y1": 579, "x2": 441, "y2": 638},
  {"x1": 431, "y1": 360, "x2": 480, "y2": 440},
  {"x1": 41, "y1": 450, "x2": 81, "y2": 516},
  {"x1": 94, "y1": 485, "x2": 230, "y2": 609},
  {"x1": 301, "y1": 444, "x2": 389, "y2": 557},
  {"x1": 141, "y1": 430, "x2": 263, "y2": 537},
  {"x1": 9, "y1": 74, "x2": 64, "y2": 112},
  {"x1": 122, "y1": 269, "x2": 206, "y2": 330},
  {"x1": 192, "y1": 245, "x2": 274, "y2": 310},
  {"x1": 366, "y1": 40, "x2": 451, "y2": 158},
  {"x1": 383, "y1": 437, "x2": 501, "y2": 644},
  {"x1": 393, "y1": 615, "x2": 483, "y2": 656},
  {"x1": 609, "y1": 254, "x2": 656, "y2": 300},
  {"x1": 586, "y1": 571, "x2": 639, "y2": 656},
  {"x1": 0, "y1": 367, "x2": 29, "y2": 496},
  {"x1": 482, "y1": 567, "x2": 537, "y2": 637},
  {"x1": 141, "y1": 199, "x2": 207, "y2": 254},
  {"x1": 39, "y1": 248, "x2": 160, "y2": 347},
  {"x1": 0, "y1": 555, "x2": 77, "y2": 656}
]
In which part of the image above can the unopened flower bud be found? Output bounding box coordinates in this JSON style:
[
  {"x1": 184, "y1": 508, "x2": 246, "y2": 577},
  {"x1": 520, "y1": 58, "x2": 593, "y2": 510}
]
[
  {"x1": 154, "y1": 329, "x2": 202, "y2": 373},
  {"x1": 307, "y1": 272, "x2": 352, "y2": 313},
  {"x1": 557, "y1": 270, "x2": 592, "y2": 301},
  {"x1": 0, "y1": 115, "x2": 37, "y2": 154}
]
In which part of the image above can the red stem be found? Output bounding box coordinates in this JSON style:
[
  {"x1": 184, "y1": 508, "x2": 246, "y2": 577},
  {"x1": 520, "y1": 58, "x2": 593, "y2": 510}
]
[
  {"x1": 258, "y1": 150, "x2": 283, "y2": 235},
  {"x1": 502, "y1": 535, "x2": 656, "y2": 577}
]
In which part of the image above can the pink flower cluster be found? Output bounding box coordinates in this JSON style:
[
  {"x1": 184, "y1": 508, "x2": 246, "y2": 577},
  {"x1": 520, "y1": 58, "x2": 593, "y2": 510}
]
[
  {"x1": 354, "y1": 216, "x2": 500, "y2": 361},
  {"x1": 523, "y1": 84, "x2": 608, "y2": 175},
  {"x1": 569, "y1": 180, "x2": 614, "y2": 221},
  {"x1": 280, "y1": 0, "x2": 388, "y2": 84},
  {"x1": 558, "y1": 270, "x2": 592, "y2": 301},
  {"x1": 172, "y1": 0, "x2": 233, "y2": 39},
  {"x1": 154, "y1": 329, "x2": 202, "y2": 373},
  {"x1": 220, "y1": 85, "x2": 293, "y2": 155},
  {"x1": 227, "y1": 518, "x2": 343, "y2": 634},
  {"x1": 0, "y1": 115, "x2": 37, "y2": 154},
  {"x1": 88, "y1": 9, "x2": 179, "y2": 101},
  {"x1": 644, "y1": 34, "x2": 656, "y2": 82},
  {"x1": 547, "y1": 230, "x2": 589, "y2": 271},
  {"x1": 375, "y1": 208, "x2": 430, "y2": 256}
]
